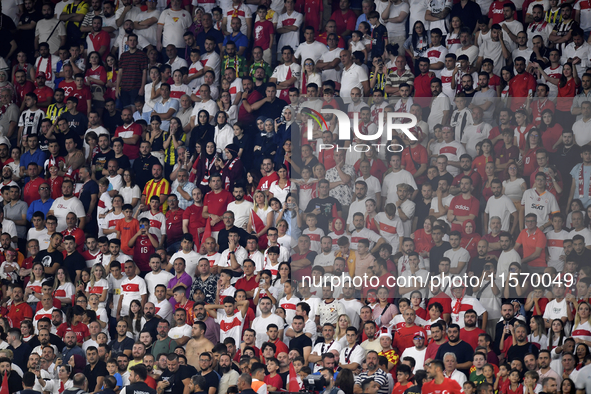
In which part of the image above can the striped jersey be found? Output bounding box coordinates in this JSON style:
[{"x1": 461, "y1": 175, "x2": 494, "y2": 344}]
[
  {"x1": 18, "y1": 109, "x2": 45, "y2": 137},
  {"x1": 46, "y1": 103, "x2": 67, "y2": 123},
  {"x1": 142, "y1": 178, "x2": 171, "y2": 213}
]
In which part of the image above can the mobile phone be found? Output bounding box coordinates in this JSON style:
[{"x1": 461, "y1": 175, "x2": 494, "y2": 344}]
[{"x1": 140, "y1": 224, "x2": 145, "y2": 229}]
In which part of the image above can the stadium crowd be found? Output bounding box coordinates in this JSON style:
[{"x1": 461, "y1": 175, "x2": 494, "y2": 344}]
[{"x1": 2, "y1": 0, "x2": 591, "y2": 393}]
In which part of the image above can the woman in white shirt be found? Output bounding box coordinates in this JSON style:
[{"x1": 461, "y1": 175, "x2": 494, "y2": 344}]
[
  {"x1": 572, "y1": 302, "x2": 591, "y2": 347},
  {"x1": 502, "y1": 163, "x2": 527, "y2": 213},
  {"x1": 528, "y1": 315, "x2": 549, "y2": 350},
  {"x1": 214, "y1": 111, "x2": 234, "y2": 159},
  {"x1": 120, "y1": 169, "x2": 141, "y2": 211},
  {"x1": 300, "y1": 58, "x2": 322, "y2": 93},
  {"x1": 53, "y1": 268, "x2": 76, "y2": 306},
  {"x1": 85, "y1": 264, "x2": 110, "y2": 309},
  {"x1": 41, "y1": 364, "x2": 74, "y2": 394},
  {"x1": 143, "y1": 66, "x2": 163, "y2": 121}
]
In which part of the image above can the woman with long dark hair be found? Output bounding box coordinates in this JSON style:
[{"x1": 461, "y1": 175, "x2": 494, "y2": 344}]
[
  {"x1": 195, "y1": 140, "x2": 219, "y2": 195},
  {"x1": 217, "y1": 143, "x2": 244, "y2": 191},
  {"x1": 404, "y1": 21, "x2": 430, "y2": 74},
  {"x1": 188, "y1": 110, "x2": 214, "y2": 156},
  {"x1": 538, "y1": 109, "x2": 563, "y2": 153},
  {"x1": 538, "y1": 61, "x2": 580, "y2": 130}
]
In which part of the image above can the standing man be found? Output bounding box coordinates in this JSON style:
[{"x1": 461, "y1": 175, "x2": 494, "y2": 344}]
[
  {"x1": 116, "y1": 34, "x2": 148, "y2": 108},
  {"x1": 156, "y1": 0, "x2": 192, "y2": 59},
  {"x1": 114, "y1": 108, "x2": 143, "y2": 163},
  {"x1": 270, "y1": 46, "x2": 301, "y2": 102},
  {"x1": 339, "y1": 50, "x2": 370, "y2": 103}
]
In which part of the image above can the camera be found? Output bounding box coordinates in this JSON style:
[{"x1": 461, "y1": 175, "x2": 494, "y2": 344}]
[{"x1": 302, "y1": 374, "x2": 327, "y2": 392}]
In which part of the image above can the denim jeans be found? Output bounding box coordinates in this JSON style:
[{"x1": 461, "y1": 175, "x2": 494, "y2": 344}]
[{"x1": 119, "y1": 88, "x2": 140, "y2": 109}]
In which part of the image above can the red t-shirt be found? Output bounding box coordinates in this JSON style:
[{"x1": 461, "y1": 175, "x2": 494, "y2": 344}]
[
  {"x1": 460, "y1": 327, "x2": 485, "y2": 351},
  {"x1": 330, "y1": 9, "x2": 356, "y2": 36},
  {"x1": 115, "y1": 123, "x2": 143, "y2": 159},
  {"x1": 85, "y1": 65, "x2": 108, "y2": 85},
  {"x1": 393, "y1": 325, "x2": 427, "y2": 354},
  {"x1": 165, "y1": 208, "x2": 185, "y2": 244},
  {"x1": 258, "y1": 172, "x2": 280, "y2": 191},
  {"x1": 264, "y1": 373, "x2": 284, "y2": 390},
  {"x1": 6, "y1": 302, "x2": 33, "y2": 329},
  {"x1": 58, "y1": 80, "x2": 77, "y2": 98},
  {"x1": 488, "y1": 1, "x2": 510, "y2": 24},
  {"x1": 15, "y1": 81, "x2": 35, "y2": 107},
  {"x1": 183, "y1": 204, "x2": 206, "y2": 243},
  {"x1": 203, "y1": 189, "x2": 234, "y2": 231},
  {"x1": 133, "y1": 234, "x2": 158, "y2": 272},
  {"x1": 175, "y1": 300, "x2": 196, "y2": 325},
  {"x1": 23, "y1": 177, "x2": 45, "y2": 205},
  {"x1": 509, "y1": 72, "x2": 537, "y2": 111},
  {"x1": 557, "y1": 78, "x2": 580, "y2": 111},
  {"x1": 422, "y1": 378, "x2": 463, "y2": 394},
  {"x1": 254, "y1": 20, "x2": 274, "y2": 50},
  {"x1": 87, "y1": 31, "x2": 111, "y2": 61},
  {"x1": 56, "y1": 322, "x2": 90, "y2": 344},
  {"x1": 392, "y1": 382, "x2": 412, "y2": 394},
  {"x1": 452, "y1": 171, "x2": 482, "y2": 195},
  {"x1": 427, "y1": 293, "x2": 452, "y2": 315},
  {"x1": 238, "y1": 89, "x2": 262, "y2": 123},
  {"x1": 401, "y1": 144, "x2": 428, "y2": 183},
  {"x1": 516, "y1": 228, "x2": 547, "y2": 267},
  {"x1": 71, "y1": 86, "x2": 92, "y2": 114},
  {"x1": 449, "y1": 194, "x2": 480, "y2": 232},
  {"x1": 34, "y1": 86, "x2": 54, "y2": 111},
  {"x1": 35, "y1": 299, "x2": 62, "y2": 312},
  {"x1": 62, "y1": 227, "x2": 85, "y2": 254},
  {"x1": 414, "y1": 73, "x2": 434, "y2": 102}
]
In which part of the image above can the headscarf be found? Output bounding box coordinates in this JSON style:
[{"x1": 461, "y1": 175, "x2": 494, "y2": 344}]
[
  {"x1": 202, "y1": 140, "x2": 218, "y2": 162},
  {"x1": 225, "y1": 143, "x2": 239, "y2": 160},
  {"x1": 189, "y1": 110, "x2": 215, "y2": 155},
  {"x1": 461, "y1": 219, "x2": 481, "y2": 258},
  {"x1": 71, "y1": 355, "x2": 86, "y2": 375},
  {"x1": 257, "y1": 116, "x2": 268, "y2": 131},
  {"x1": 331, "y1": 217, "x2": 345, "y2": 236}
]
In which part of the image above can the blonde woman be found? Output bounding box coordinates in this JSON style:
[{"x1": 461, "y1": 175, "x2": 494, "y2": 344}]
[
  {"x1": 247, "y1": 190, "x2": 274, "y2": 245},
  {"x1": 572, "y1": 301, "x2": 591, "y2": 346},
  {"x1": 335, "y1": 314, "x2": 352, "y2": 348},
  {"x1": 85, "y1": 264, "x2": 109, "y2": 309}
]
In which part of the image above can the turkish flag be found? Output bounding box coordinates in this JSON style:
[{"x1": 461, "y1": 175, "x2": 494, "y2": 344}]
[
  {"x1": 289, "y1": 359, "x2": 299, "y2": 391},
  {"x1": 0, "y1": 371, "x2": 9, "y2": 394},
  {"x1": 250, "y1": 210, "x2": 265, "y2": 234},
  {"x1": 200, "y1": 218, "x2": 212, "y2": 250}
]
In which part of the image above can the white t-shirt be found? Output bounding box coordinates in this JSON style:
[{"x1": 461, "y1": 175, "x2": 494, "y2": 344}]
[
  {"x1": 320, "y1": 48, "x2": 343, "y2": 83},
  {"x1": 546, "y1": 229, "x2": 569, "y2": 271},
  {"x1": 340, "y1": 63, "x2": 368, "y2": 102},
  {"x1": 484, "y1": 195, "x2": 517, "y2": 232},
  {"x1": 169, "y1": 323, "x2": 192, "y2": 342},
  {"x1": 50, "y1": 197, "x2": 86, "y2": 232},
  {"x1": 158, "y1": 9, "x2": 192, "y2": 47},
  {"x1": 382, "y1": 170, "x2": 418, "y2": 204},
  {"x1": 521, "y1": 189, "x2": 560, "y2": 228},
  {"x1": 155, "y1": 298, "x2": 174, "y2": 323},
  {"x1": 227, "y1": 200, "x2": 254, "y2": 229},
  {"x1": 294, "y1": 41, "x2": 327, "y2": 63},
  {"x1": 27, "y1": 228, "x2": 50, "y2": 250},
  {"x1": 544, "y1": 298, "x2": 571, "y2": 333},
  {"x1": 138, "y1": 210, "x2": 167, "y2": 240},
  {"x1": 170, "y1": 250, "x2": 201, "y2": 279},
  {"x1": 401, "y1": 346, "x2": 426, "y2": 372},
  {"x1": 120, "y1": 275, "x2": 147, "y2": 316},
  {"x1": 339, "y1": 344, "x2": 366, "y2": 365},
  {"x1": 430, "y1": 194, "x2": 454, "y2": 225},
  {"x1": 251, "y1": 314, "x2": 284, "y2": 348},
  {"x1": 217, "y1": 310, "x2": 245, "y2": 345},
  {"x1": 145, "y1": 270, "x2": 174, "y2": 303},
  {"x1": 443, "y1": 247, "x2": 471, "y2": 275}
]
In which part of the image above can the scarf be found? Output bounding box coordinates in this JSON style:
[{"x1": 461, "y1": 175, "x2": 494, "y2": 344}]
[
  {"x1": 578, "y1": 164, "x2": 591, "y2": 198},
  {"x1": 0, "y1": 104, "x2": 8, "y2": 118},
  {"x1": 331, "y1": 217, "x2": 345, "y2": 235},
  {"x1": 452, "y1": 287, "x2": 466, "y2": 318},
  {"x1": 36, "y1": 56, "x2": 53, "y2": 81}
]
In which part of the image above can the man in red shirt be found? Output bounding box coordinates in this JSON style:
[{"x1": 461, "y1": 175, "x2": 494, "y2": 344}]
[
  {"x1": 23, "y1": 163, "x2": 46, "y2": 206},
  {"x1": 86, "y1": 16, "x2": 111, "y2": 61},
  {"x1": 58, "y1": 64, "x2": 77, "y2": 98},
  {"x1": 183, "y1": 188, "x2": 206, "y2": 246},
  {"x1": 508, "y1": 57, "x2": 537, "y2": 112},
  {"x1": 173, "y1": 286, "x2": 195, "y2": 325},
  {"x1": 423, "y1": 360, "x2": 463, "y2": 394},
  {"x1": 238, "y1": 77, "x2": 263, "y2": 125},
  {"x1": 257, "y1": 157, "x2": 279, "y2": 192},
  {"x1": 56, "y1": 306, "x2": 91, "y2": 345},
  {"x1": 330, "y1": 0, "x2": 356, "y2": 37},
  {"x1": 413, "y1": 58, "x2": 434, "y2": 107},
  {"x1": 165, "y1": 195, "x2": 185, "y2": 251},
  {"x1": 61, "y1": 212, "x2": 86, "y2": 253},
  {"x1": 235, "y1": 259, "x2": 258, "y2": 307},
  {"x1": 6, "y1": 285, "x2": 33, "y2": 328},
  {"x1": 447, "y1": 176, "x2": 480, "y2": 233},
  {"x1": 451, "y1": 154, "x2": 482, "y2": 197},
  {"x1": 203, "y1": 174, "x2": 234, "y2": 235},
  {"x1": 14, "y1": 70, "x2": 35, "y2": 109},
  {"x1": 130, "y1": 218, "x2": 159, "y2": 272},
  {"x1": 316, "y1": 20, "x2": 346, "y2": 48},
  {"x1": 115, "y1": 108, "x2": 143, "y2": 160},
  {"x1": 33, "y1": 73, "x2": 54, "y2": 111},
  {"x1": 514, "y1": 213, "x2": 548, "y2": 271},
  {"x1": 393, "y1": 308, "x2": 427, "y2": 355},
  {"x1": 71, "y1": 74, "x2": 92, "y2": 116},
  {"x1": 460, "y1": 309, "x2": 485, "y2": 350},
  {"x1": 400, "y1": 132, "x2": 428, "y2": 185}
]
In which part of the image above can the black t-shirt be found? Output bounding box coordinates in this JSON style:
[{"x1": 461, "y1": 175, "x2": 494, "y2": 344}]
[
  {"x1": 414, "y1": 198, "x2": 432, "y2": 231},
  {"x1": 201, "y1": 370, "x2": 221, "y2": 393},
  {"x1": 434, "y1": 340, "x2": 475, "y2": 376},
  {"x1": 103, "y1": 110, "x2": 123, "y2": 136},
  {"x1": 34, "y1": 249, "x2": 64, "y2": 280},
  {"x1": 217, "y1": 226, "x2": 249, "y2": 251},
  {"x1": 83, "y1": 360, "x2": 108, "y2": 392},
  {"x1": 125, "y1": 382, "x2": 157, "y2": 394},
  {"x1": 63, "y1": 251, "x2": 86, "y2": 287},
  {"x1": 469, "y1": 255, "x2": 489, "y2": 279},
  {"x1": 430, "y1": 173, "x2": 454, "y2": 191},
  {"x1": 567, "y1": 249, "x2": 591, "y2": 268},
  {"x1": 61, "y1": 112, "x2": 89, "y2": 137},
  {"x1": 160, "y1": 365, "x2": 195, "y2": 394},
  {"x1": 56, "y1": 130, "x2": 83, "y2": 156},
  {"x1": 108, "y1": 337, "x2": 135, "y2": 358},
  {"x1": 92, "y1": 149, "x2": 115, "y2": 180},
  {"x1": 79, "y1": 179, "x2": 99, "y2": 213},
  {"x1": 8, "y1": 341, "x2": 31, "y2": 371},
  {"x1": 305, "y1": 196, "x2": 342, "y2": 234},
  {"x1": 18, "y1": 10, "x2": 42, "y2": 47},
  {"x1": 506, "y1": 342, "x2": 539, "y2": 363},
  {"x1": 260, "y1": 98, "x2": 289, "y2": 121},
  {"x1": 27, "y1": 334, "x2": 65, "y2": 352},
  {"x1": 0, "y1": 15, "x2": 16, "y2": 58},
  {"x1": 115, "y1": 155, "x2": 131, "y2": 172},
  {"x1": 132, "y1": 154, "x2": 160, "y2": 190},
  {"x1": 429, "y1": 242, "x2": 452, "y2": 274},
  {"x1": 278, "y1": 371, "x2": 289, "y2": 389},
  {"x1": 289, "y1": 334, "x2": 312, "y2": 353}
]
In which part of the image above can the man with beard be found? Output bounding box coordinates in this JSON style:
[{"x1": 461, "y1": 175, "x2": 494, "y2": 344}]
[
  {"x1": 45, "y1": 89, "x2": 67, "y2": 125},
  {"x1": 6, "y1": 285, "x2": 33, "y2": 330},
  {"x1": 218, "y1": 353, "x2": 239, "y2": 394},
  {"x1": 121, "y1": 364, "x2": 157, "y2": 394},
  {"x1": 128, "y1": 342, "x2": 147, "y2": 370},
  {"x1": 424, "y1": 322, "x2": 447, "y2": 365},
  {"x1": 506, "y1": 324, "x2": 540, "y2": 362},
  {"x1": 198, "y1": 352, "x2": 219, "y2": 392},
  {"x1": 185, "y1": 321, "x2": 214, "y2": 369},
  {"x1": 193, "y1": 302, "x2": 220, "y2": 345},
  {"x1": 508, "y1": 57, "x2": 537, "y2": 112},
  {"x1": 114, "y1": 107, "x2": 143, "y2": 162},
  {"x1": 238, "y1": 76, "x2": 262, "y2": 127},
  {"x1": 251, "y1": 297, "x2": 285, "y2": 348},
  {"x1": 92, "y1": 134, "x2": 114, "y2": 181},
  {"x1": 48, "y1": 178, "x2": 86, "y2": 232},
  {"x1": 196, "y1": 13, "x2": 223, "y2": 54},
  {"x1": 484, "y1": 179, "x2": 518, "y2": 234},
  {"x1": 131, "y1": 141, "x2": 160, "y2": 191},
  {"x1": 218, "y1": 209, "x2": 250, "y2": 250},
  {"x1": 34, "y1": 3, "x2": 66, "y2": 55},
  {"x1": 459, "y1": 309, "x2": 486, "y2": 351},
  {"x1": 422, "y1": 361, "x2": 463, "y2": 394},
  {"x1": 157, "y1": 353, "x2": 194, "y2": 394},
  {"x1": 151, "y1": 319, "x2": 178, "y2": 358},
  {"x1": 435, "y1": 324, "x2": 475, "y2": 376},
  {"x1": 85, "y1": 16, "x2": 110, "y2": 59},
  {"x1": 142, "y1": 302, "x2": 160, "y2": 342},
  {"x1": 222, "y1": 41, "x2": 247, "y2": 79},
  {"x1": 61, "y1": 330, "x2": 85, "y2": 361}
]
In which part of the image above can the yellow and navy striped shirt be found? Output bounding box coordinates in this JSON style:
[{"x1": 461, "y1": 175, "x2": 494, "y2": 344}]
[{"x1": 46, "y1": 104, "x2": 68, "y2": 124}]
